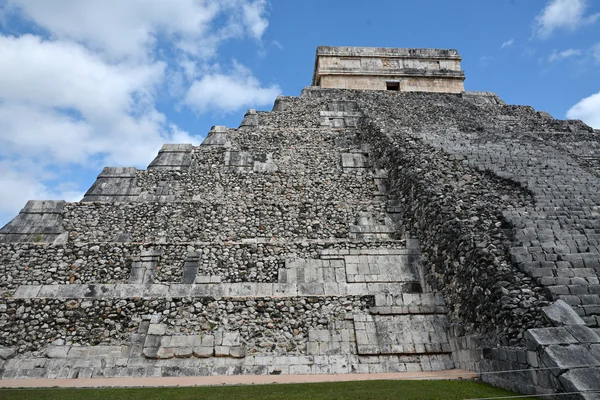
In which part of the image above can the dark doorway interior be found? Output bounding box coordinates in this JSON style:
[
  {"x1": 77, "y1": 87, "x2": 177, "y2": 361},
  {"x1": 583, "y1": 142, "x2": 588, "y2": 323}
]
[{"x1": 386, "y1": 81, "x2": 400, "y2": 91}]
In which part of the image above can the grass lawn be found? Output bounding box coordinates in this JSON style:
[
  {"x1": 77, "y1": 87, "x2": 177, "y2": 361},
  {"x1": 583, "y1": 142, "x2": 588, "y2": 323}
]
[{"x1": 0, "y1": 380, "x2": 518, "y2": 400}]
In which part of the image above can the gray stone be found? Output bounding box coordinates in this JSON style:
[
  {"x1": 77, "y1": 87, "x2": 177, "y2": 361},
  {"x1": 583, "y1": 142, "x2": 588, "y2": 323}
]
[
  {"x1": 541, "y1": 344, "x2": 600, "y2": 371},
  {"x1": 0, "y1": 347, "x2": 15, "y2": 360},
  {"x1": 566, "y1": 325, "x2": 600, "y2": 344},
  {"x1": 525, "y1": 327, "x2": 578, "y2": 350},
  {"x1": 542, "y1": 299, "x2": 586, "y2": 326},
  {"x1": 559, "y1": 367, "x2": 600, "y2": 394}
]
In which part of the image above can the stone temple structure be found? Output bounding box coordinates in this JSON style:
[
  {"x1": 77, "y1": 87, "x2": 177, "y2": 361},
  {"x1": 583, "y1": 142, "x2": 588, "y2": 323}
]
[
  {"x1": 1, "y1": 46, "x2": 600, "y2": 398},
  {"x1": 312, "y1": 46, "x2": 465, "y2": 93}
]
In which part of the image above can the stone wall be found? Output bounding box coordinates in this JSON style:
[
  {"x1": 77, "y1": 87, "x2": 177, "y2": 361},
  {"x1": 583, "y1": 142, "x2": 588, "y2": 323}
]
[
  {"x1": 0, "y1": 90, "x2": 455, "y2": 383},
  {"x1": 313, "y1": 46, "x2": 465, "y2": 93},
  {"x1": 1, "y1": 83, "x2": 599, "y2": 397},
  {"x1": 319, "y1": 76, "x2": 465, "y2": 93}
]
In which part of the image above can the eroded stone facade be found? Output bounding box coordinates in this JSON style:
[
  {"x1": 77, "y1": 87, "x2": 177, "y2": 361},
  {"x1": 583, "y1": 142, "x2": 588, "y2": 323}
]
[
  {"x1": 312, "y1": 46, "x2": 465, "y2": 93},
  {"x1": 1, "y1": 51, "x2": 600, "y2": 398}
]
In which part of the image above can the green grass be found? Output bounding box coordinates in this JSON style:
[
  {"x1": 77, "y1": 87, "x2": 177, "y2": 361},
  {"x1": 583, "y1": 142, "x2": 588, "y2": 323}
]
[{"x1": 0, "y1": 380, "x2": 518, "y2": 400}]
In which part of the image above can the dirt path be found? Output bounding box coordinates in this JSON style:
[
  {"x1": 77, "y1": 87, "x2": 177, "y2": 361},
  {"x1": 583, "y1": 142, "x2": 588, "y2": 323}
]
[{"x1": 0, "y1": 369, "x2": 478, "y2": 389}]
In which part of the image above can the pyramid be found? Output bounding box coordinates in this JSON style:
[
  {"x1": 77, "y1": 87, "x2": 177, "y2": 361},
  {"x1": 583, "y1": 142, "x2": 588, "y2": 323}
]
[{"x1": 1, "y1": 47, "x2": 599, "y2": 397}]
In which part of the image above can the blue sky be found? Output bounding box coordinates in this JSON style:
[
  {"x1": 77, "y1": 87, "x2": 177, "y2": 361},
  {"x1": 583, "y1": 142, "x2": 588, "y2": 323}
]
[{"x1": 0, "y1": 0, "x2": 599, "y2": 226}]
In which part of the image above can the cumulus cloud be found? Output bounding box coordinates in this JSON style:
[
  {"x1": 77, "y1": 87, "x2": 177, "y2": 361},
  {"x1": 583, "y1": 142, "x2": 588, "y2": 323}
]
[
  {"x1": 501, "y1": 39, "x2": 514, "y2": 49},
  {"x1": 534, "y1": 0, "x2": 599, "y2": 38},
  {"x1": 0, "y1": 160, "x2": 84, "y2": 225},
  {"x1": 547, "y1": 48, "x2": 582, "y2": 62},
  {"x1": 567, "y1": 92, "x2": 600, "y2": 128},
  {"x1": 4, "y1": 0, "x2": 269, "y2": 61},
  {"x1": 0, "y1": 34, "x2": 195, "y2": 166},
  {"x1": 185, "y1": 61, "x2": 281, "y2": 113},
  {"x1": 0, "y1": 1, "x2": 275, "y2": 223}
]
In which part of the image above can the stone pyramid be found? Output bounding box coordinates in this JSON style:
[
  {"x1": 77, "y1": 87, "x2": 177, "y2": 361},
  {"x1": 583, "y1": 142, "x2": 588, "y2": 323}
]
[{"x1": 1, "y1": 47, "x2": 600, "y2": 398}]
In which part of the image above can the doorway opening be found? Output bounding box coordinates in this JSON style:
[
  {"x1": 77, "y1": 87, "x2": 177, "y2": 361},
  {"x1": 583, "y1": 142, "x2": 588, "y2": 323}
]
[{"x1": 386, "y1": 81, "x2": 400, "y2": 91}]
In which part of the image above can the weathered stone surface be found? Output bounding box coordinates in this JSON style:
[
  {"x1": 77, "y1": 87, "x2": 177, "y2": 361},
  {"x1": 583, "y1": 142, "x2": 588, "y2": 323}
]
[
  {"x1": 559, "y1": 367, "x2": 600, "y2": 394},
  {"x1": 0, "y1": 347, "x2": 15, "y2": 360},
  {"x1": 0, "y1": 46, "x2": 599, "y2": 399},
  {"x1": 0, "y1": 200, "x2": 66, "y2": 243},
  {"x1": 313, "y1": 46, "x2": 465, "y2": 93},
  {"x1": 543, "y1": 300, "x2": 586, "y2": 327},
  {"x1": 541, "y1": 344, "x2": 600, "y2": 371},
  {"x1": 525, "y1": 327, "x2": 578, "y2": 350}
]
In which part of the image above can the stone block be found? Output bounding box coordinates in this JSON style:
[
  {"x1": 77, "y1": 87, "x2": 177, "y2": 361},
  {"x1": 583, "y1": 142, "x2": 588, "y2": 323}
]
[
  {"x1": 13, "y1": 285, "x2": 42, "y2": 298},
  {"x1": 525, "y1": 327, "x2": 578, "y2": 350},
  {"x1": 567, "y1": 325, "x2": 600, "y2": 344},
  {"x1": 147, "y1": 324, "x2": 167, "y2": 335},
  {"x1": 174, "y1": 347, "x2": 193, "y2": 358},
  {"x1": 230, "y1": 347, "x2": 246, "y2": 358},
  {"x1": 214, "y1": 346, "x2": 230, "y2": 357},
  {"x1": 156, "y1": 347, "x2": 175, "y2": 359},
  {"x1": 542, "y1": 299, "x2": 585, "y2": 326},
  {"x1": 541, "y1": 344, "x2": 600, "y2": 372},
  {"x1": 0, "y1": 347, "x2": 16, "y2": 360},
  {"x1": 192, "y1": 347, "x2": 213, "y2": 358},
  {"x1": 298, "y1": 283, "x2": 325, "y2": 295},
  {"x1": 143, "y1": 348, "x2": 159, "y2": 359},
  {"x1": 559, "y1": 367, "x2": 600, "y2": 394},
  {"x1": 144, "y1": 335, "x2": 162, "y2": 349},
  {"x1": 202, "y1": 335, "x2": 215, "y2": 348},
  {"x1": 67, "y1": 347, "x2": 89, "y2": 358}
]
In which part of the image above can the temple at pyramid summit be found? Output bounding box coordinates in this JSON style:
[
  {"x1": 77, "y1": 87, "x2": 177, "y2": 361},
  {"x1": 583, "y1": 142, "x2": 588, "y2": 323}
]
[
  {"x1": 312, "y1": 46, "x2": 465, "y2": 93},
  {"x1": 1, "y1": 46, "x2": 600, "y2": 398}
]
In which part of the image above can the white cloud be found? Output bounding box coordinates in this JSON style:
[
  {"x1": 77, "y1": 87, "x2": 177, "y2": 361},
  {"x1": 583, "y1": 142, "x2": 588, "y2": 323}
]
[
  {"x1": 0, "y1": 1, "x2": 275, "y2": 224},
  {"x1": 4, "y1": 0, "x2": 269, "y2": 61},
  {"x1": 534, "y1": 0, "x2": 599, "y2": 38},
  {"x1": 0, "y1": 34, "x2": 195, "y2": 167},
  {"x1": 185, "y1": 61, "x2": 281, "y2": 113},
  {"x1": 501, "y1": 39, "x2": 514, "y2": 49},
  {"x1": 567, "y1": 91, "x2": 600, "y2": 128},
  {"x1": 593, "y1": 42, "x2": 600, "y2": 63},
  {"x1": 242, "y1": 0, "x2": 269, "y2": 39},
  {"x1": 547, "y1": 48, "x2": 582, "y2": 62},
  {"x1": 0, "y1": 160, "x2": 84, "y2": 220}
]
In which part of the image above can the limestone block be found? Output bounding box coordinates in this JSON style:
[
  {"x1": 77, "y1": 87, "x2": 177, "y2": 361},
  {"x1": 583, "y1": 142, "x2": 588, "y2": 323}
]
[
  {"x1": 559, "y1": 367, "x2": 600, "y2": 396},
  {"x1": 155, "y1": 347, "x2": 175, "y2": 359},
  {"x1": 341, "y1": 153, "x2": 368, "y2": 168},
  {"x1": 148, "y1": 144, "x2": 193, "y2": 170},
  {"x1": 82, "y1": 167, "x2": 140, "y2": 202},
  {"x1": 0, "y1": 347, "x2": 15, "y2": 360},
  {"x1": 298, "y1": 283, "x2": 325, "y2": 295},
  {"x1": 239, "y1": 109, "x2": 258, "y2": 128},
  {"x1": 566, "y1": 325, "x2": 600, "y2": 344},
  {"x1": 195, "y1": 335, "x2": 212, "y2": 349},
  {"x1": 192, "y1": 347, "x2": 213, "y2": 358},
  {"x1": 174, "y1": 347, "x2": 193, "y2": 358},
  {"x1": 144, "y1": 335, "x2": 162, "y2": 349},
  {"x1": 143, "y1": 347, "x2": 159, "y2": 359},
  {"x1": 214, "y1": 346, "x2": 230, "y2": 357},
  {"x1": 230, "y1": 347, "x2": 246, "y2": 358},
  {"x1": 46, "y1": 346, "x2": 70, "y2": 359},
  {"x1": 541, "y1": 344, "x2": 600, "y2": 372},
  {"x1": 525, "y1": 327, "x2": 578, "y2": 350},
  {"x1": 67, "y1": 347, "x2": 89, "y2": 359},
  {"x1": 147, "y1": 324, "x2": 167, "y2": 336},
  {"x1": 543, "y1": 299, "x2": 586, "y2": 326},
  {"x1": 13, "y1": 285, "x2": 42, "y2": 298}
]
